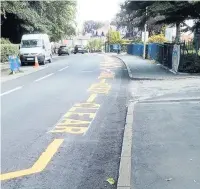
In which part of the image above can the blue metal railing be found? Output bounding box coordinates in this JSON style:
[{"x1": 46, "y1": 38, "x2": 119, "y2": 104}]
[
  {"x1": 127, "y1": 44, "x2": 144, "y2": 57},
  {"x1": 127, "y1": 43, "x2": 174, "y2": 69}
]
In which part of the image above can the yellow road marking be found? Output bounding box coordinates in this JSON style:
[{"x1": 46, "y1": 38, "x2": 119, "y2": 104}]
[
  {"x1": 87, "y1": 94, "x2": 97, "y2": 103},
  {"x1": 64, "y1": 112, "x2": 96, "y2": 119},
  {"x1": 58, "y1": 118, "x2": 90, "y2": 126},
  {"x1": 0, "y1": 139, "x2": 64, "y2": 181},
  {"x1": 74, "y1": 103, "x2": 100, "y2": 108},
  {"x1": 88, "y1": 83, "x2": 111, "y2": 94},
  {"x1": 98, "y1": 72, "x2": 115, "y2": 79},
  {"x1": 50, "y1": 126, "x2": 88, "y2": 134},
  {"x1": 100, "y1": 79, "x2": 106, "y2": 83}
]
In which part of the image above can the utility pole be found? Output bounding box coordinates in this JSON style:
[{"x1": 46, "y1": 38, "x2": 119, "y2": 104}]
[
  {"x1": 108, "y1": 22, "x2": 110, "y2": 52},
  {"x1": 143, "y1": 7, "x2": 148, "y2": 59}
]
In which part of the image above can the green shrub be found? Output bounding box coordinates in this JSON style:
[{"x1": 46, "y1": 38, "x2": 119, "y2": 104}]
[
  {"x1": 1, "y1": 44, "x2": 19, "y2": 63},
  {"x1": 178, "y1": 55, "x2": 200, "y2": 73},
  {"x1": 131, "y1": 39, "x2": 142, "y2": 43},
  {"x1": 0, "y1": 38, "x2": 12, "y2": 44},
  {"x1": 148, "y1": 34, "x2": 168, "y2": 43}
]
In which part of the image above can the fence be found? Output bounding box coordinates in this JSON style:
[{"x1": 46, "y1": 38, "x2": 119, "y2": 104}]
[
  {"x1": 179, "y1": 41, "x2": 200, "y2": 72},
  {"x1": 127, "y1": 43, "x2": 174, "y2": 69},
  {"x1": 148, "y1": 43, "x2": 163, "y2": 63},
  {"x1": 127, "y1": 43, "x2": 144, "y2": 57},
  {"x1": 127, "y1": 41, "x2": 200, "y2": 73}
]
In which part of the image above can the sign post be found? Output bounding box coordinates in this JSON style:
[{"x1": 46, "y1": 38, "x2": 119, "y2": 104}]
[
  {"x1": 194, "y1": 25, "x2": 200, "y2": 56},
  {"x1": 172, "y1": 44, "x2": 180, "y2": 73}
]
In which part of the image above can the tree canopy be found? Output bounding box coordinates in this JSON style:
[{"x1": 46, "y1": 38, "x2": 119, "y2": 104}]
[
  {"x1": 1, "y1": 1, "x2": 77, "y2": 43},
  {"x1": 87, "y1": 38, "x2": 103, "y2": 52},
  {"x1": 107, "y1": 29, "x2": 122, "y2": 44},
  {"x1": 82, "y1": 20, "x2": 104, "y2": 36},
  {"x1": 114, "y1": 0, "x2": 200, "y2": 42}
]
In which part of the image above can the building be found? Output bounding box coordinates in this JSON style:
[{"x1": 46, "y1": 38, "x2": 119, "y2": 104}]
[{"x1": 165, "y1": 19, "x2": 194, "y2": 42}]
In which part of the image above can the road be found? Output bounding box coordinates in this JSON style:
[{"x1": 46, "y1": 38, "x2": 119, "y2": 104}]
[{"x1": 1, "y1": 54, "x2": 129, "y2": 189}]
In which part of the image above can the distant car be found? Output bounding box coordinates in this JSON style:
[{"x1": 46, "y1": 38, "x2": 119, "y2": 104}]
[
  {"x1": 58, "y1": 46, "x2": 70, "y2": 56},
  {"x1": 74, "y1": 45, "x2": 85, "y2": 54}
]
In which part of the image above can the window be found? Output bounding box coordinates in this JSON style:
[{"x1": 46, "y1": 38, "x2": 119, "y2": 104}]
[{"x1": 21, "y1": 40, "x2": 43, "y2": 48}]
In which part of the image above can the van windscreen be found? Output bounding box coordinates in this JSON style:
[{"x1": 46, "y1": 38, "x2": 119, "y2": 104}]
[{"x1": 21, "y1": 39, "x2": 43, "y2": 48}]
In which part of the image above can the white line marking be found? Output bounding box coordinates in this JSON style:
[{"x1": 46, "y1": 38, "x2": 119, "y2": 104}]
[
  {"x1": 34, "y1": 73, "x2": 54, "y2": 82},
  {"x1": 58, "y1": 66, "x2": 69, "y2": 72},
  {"x1": 1, "y1": 86, "x2": 23, "y2": 97},
  {"x1": 81, "y1": 69, "x2": 97, "y2": 73}
]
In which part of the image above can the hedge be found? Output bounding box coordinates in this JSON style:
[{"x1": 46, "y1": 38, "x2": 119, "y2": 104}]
[
  {"x1": 148, "y1": 34, "x2": 168, "y2": 43},
  {"x1": 1, "y1": 44, "x2": 19, "y2": 63},
  {"x1": 179, "y1": 55, "x2": 200, "y2": 73},
  {"x1": 0, "y1": 38, "x2": 12, "y2": 44}
]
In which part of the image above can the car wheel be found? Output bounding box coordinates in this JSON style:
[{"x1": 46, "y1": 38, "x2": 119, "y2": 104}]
[{"x1": 48, "y1": 55, "x2": 52, "y2": 63}]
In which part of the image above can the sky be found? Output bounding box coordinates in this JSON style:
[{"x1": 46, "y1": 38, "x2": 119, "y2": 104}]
[{"x1": 76, "y1": 0, "x2": 124, "y2": 28}]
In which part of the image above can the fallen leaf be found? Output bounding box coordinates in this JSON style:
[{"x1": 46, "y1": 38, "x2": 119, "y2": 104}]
[{"x1": 106, "y1": 177, "x2": 115, "y2": 185}]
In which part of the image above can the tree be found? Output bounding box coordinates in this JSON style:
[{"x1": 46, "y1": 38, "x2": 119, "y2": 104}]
[
  {"x1": 107, "y1": 29, "x2": 121, "y2": 44},
  {"x1": 1, "y1": 1, "x2": 77, "y2": 43},
  {"x1": 87, "y1": 38, "x2": 103, "y2": 52},
  {"x1": 82, "y1": 20, "x2": 104, "y2": 35},
  {"x1": 43, "y1": 1, "x2": 76, "y2": 41},
  {"x1": 123, "y1": 1, "x2": 200, "y2": 42},
  {"x1": 114, "y1": 2, "x2": 164, "y2": 40}
]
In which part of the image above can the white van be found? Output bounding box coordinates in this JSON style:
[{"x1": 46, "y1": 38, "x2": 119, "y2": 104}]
[{"x1": 19, "y1": 34, "x2": 52, "y2": 65}]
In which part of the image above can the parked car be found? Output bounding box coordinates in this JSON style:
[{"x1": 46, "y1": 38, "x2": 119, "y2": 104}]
[
  {"x1": 74, "y1": 45, "x2": 86, "y2": 54},
  {"x1": 19, "y1": 34, "x2": 52, "y2": 66},
  {"x1": 58, "y1": 46, "x2": 70, "y2": 56}
]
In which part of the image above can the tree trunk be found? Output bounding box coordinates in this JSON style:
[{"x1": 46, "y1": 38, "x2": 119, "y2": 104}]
[{"x1": 175, "y1": 22, "x2": 181, "y2": 43}]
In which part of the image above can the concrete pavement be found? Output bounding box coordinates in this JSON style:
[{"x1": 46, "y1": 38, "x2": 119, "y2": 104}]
[
  {"x1": 115, "y1": 54, "x2": 200, "y2": 189},
  {"x1": 131, "y1": 91, "x2": 200, "y2": 189},
  {"x1": 113, "y1": 54, "x2": 175, "y2": 80},
  {"x1": 1, "y1": 54, "x2": 129, "y2": 189},
  {"x1": 113, "y1": 54, "x2": 200, "y2": 80}
]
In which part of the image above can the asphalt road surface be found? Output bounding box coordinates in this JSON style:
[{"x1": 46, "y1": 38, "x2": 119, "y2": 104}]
[{"x1": 1, "y1": 54, "x2": 129, "y2": 189}]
